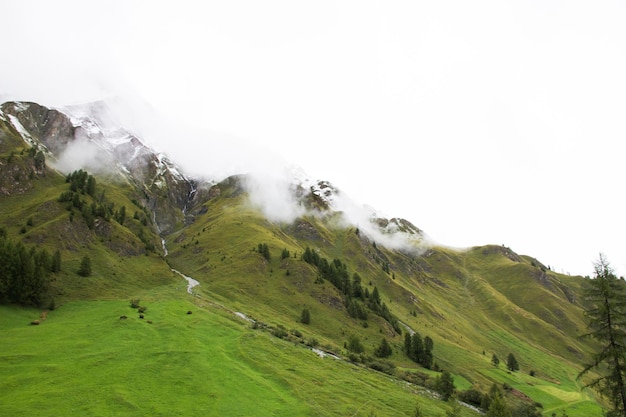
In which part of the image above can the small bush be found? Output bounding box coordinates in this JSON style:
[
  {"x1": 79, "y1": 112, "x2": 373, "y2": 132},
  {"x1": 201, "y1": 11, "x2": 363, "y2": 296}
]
[
  {"x1": 137, "y1": 306, "x2": 147, "y2": 313},
  {"x1": 368, "y1": 361, "x2": 396, "y2": 375},
  {"x1": 130, "y1": 298, "x2": 141, "y2": 308},
  {"x1": 306, "y1": 338, "x2": 319, "y2": 348},
  {"x1": 458, "y1": 388, "x2": 485, "y2": 407},
  {"x1": 272, "y1": 325, "x2": 288, "y2": 339},
  {"x1": 348, "y1": 353, "x2": 361, "y2": 363}
]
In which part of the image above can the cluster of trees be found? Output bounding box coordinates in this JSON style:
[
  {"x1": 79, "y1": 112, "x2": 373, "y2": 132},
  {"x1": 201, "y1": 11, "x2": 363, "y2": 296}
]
[
  {"x1": 56, "y1": 169, "x2": 157, "y2": 252},
  {"x1": 301, "y1": 247, "x2": 401, "y2": 333},
  {"x1": 491, "y1": 353, "x2": 519, "y2": 372},
  {"x1": 257, "y1": 243, "x2": 270, "y2": 261},
  {"x1": 27, "y1": 146, "x2": 46, "y2": 172},
  {"x1": 456, "y1": 383, "x2": 542, "y2": 417},
  {"x1": 0, "y1": 232, "x2": 60, "y2": 306},
  {"x1": 58, "y1": 170, "x2": 126, "y2": 229},
  {"x1": 404, "y1": 331, "x2": 434, "y2": 368}
]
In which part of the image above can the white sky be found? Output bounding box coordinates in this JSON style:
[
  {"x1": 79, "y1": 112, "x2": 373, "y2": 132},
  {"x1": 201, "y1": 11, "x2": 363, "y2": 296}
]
[{"x1": 2, "y1": 0, "x2": 625, "y2": 277}]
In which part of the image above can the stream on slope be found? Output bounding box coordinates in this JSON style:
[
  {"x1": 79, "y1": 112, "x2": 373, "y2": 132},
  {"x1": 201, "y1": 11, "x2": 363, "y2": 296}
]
[
  {"x1": 159, "y1": 238, "x2": 482, "y2": 412},
  {"x1": 162, "y1": 238, "x2": 198, "y2": 294}
]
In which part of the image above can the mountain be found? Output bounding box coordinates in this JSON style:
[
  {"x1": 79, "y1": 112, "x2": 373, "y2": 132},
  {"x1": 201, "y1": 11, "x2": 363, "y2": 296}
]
[{"x1": 0, "y1": 100, "x2": 606, "y2": 416}]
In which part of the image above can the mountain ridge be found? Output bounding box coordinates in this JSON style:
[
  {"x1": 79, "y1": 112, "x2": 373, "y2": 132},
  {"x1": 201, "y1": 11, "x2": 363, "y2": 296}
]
[
  {"x1": 1, "y1": 100, "x2": 428, "y2": 249},
  {"x1": 0, "y1": 99, "x2": 606, "y2": 416}
]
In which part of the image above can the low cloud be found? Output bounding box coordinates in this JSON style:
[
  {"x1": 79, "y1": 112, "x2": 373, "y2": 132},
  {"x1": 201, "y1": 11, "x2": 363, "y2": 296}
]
[
  {"x1": 50, "y1": 139, "x2": 112, "y2": 175},
  {"x1": 331, "y1": 190, "x2": 430, "y2": 253},
  {"x1": 244, "y1": 166, "x2": 306, "y2": 224},
  {"x1": 242, "y1": 165, "x2": 430, "y2": 253}
]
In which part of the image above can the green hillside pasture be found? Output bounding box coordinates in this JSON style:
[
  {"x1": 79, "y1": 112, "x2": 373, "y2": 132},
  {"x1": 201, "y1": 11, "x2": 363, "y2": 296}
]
[
  {"x1": 0, "y1": 298, "x2": 479, "y2": 417},
  {"x1": 0, "y1": 299, "x2": 309, "y2": 416},
  {"x1": 167, "y1": 203, "x2": 603, "y2": 413},
  {"x1": 478, "y1": 328, "x2": 604, "y2": 417}
]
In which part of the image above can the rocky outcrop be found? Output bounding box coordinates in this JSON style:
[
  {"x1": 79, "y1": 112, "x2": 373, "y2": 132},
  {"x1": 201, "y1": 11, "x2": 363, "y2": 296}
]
[
  {"x1": 1, "y1": 102, "x2": 75, "y2": 154},
  {"x1": 0, "y1": 100, "x2": 200, "y2": 235}
]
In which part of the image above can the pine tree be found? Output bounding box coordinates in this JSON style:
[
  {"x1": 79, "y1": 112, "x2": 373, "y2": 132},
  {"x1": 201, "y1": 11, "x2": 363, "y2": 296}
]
[
  {"x1": 491, "y1": 354, "x2": 500, "y2": 367},
  {"x1": 115, "y1": 205, "x2": 126, "y2": 225},
  {"x1": 422, "y1": 336, "x2": 434, "y2": 369},
  {"x1": 300, "y1": 308, "x2": 311, "y2": 324},
  {"x1": 374, "y1": 338, "x2": 392, "y2": 358},
  {"x1": 436, "y1": 370, "x2": 456, "y2": 401},
  {"x1": 506, "y1": 353, "x2": 519, "y2": 372},
  {"x1": 578, "y1": 254, "x2": 626, "y2": 416},
  {"x1": 51, "y1": 249, "x2": 62, "y2": 273},
  {"x1": 78, "y1": 255, "x2": 92, "y2": 277},
  {"x1": 404, "y1": 332, "x2": 413, "y2": 359},
  {"x1": 86, "y1": 175, "x2": 96, "y2": 196},
  {"x1": 412, "y1": 333, "x2": 424, "y2": 363},
  {"x1": 258, "y1": 243, "x2": 270, "y2": 261}
]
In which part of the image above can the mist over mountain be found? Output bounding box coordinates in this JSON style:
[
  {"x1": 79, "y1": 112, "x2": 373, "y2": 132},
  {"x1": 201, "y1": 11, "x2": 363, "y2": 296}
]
[{"x1": 1, "y1": 99, "x2": 428, "y2": 252}]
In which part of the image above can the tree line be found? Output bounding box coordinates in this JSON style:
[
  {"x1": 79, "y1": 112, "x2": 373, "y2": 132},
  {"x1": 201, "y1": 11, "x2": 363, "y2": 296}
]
[
  {"x1": 58, "y1": 170, "x2": 127, "y2": 229},
  {"x1": 404, "y1": 331, "x2": 434, "y2": 369},
  {"x1": 301, "y1": 246, "x2": 402, "y2": 333},
  {"x1": 0, "y1": 230, "x2": 60, "y2": 306}
]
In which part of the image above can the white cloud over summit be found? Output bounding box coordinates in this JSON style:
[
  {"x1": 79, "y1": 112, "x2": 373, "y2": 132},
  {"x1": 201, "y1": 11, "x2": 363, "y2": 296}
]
[{"x1": 2, "y1": 1, "x2": 626, "y2": 276}]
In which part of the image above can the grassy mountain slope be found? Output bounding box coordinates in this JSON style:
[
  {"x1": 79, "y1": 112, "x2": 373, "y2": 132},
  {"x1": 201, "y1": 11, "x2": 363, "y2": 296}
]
[
  {"x1": 0, "y1": 118, "x2": 174, "y2": 301},
  {"x1": 0, "y1": 106, "x2": 606, "y2": 416},
  {"x1": 163, "y1": 177, "x2": 603, "y2": 415}
]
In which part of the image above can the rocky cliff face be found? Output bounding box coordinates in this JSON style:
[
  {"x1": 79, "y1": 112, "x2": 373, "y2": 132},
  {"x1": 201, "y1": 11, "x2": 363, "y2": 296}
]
[
  {"x1": 0, "y1": 101, "x2": 198, "y2": 235},
  {"x1": 0, "y1": 102, "x2": 76, "y2": 155}
]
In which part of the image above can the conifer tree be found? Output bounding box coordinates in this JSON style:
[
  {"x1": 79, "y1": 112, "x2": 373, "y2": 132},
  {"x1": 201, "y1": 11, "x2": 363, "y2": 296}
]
[
  {"x1": 51, "y1": 249, "x2": 62, "y2": 273},
  {"x1": 578, "y1": 254, "x2": 626, "y2": 416},
  {"x1": 423, "y1": 336, "x2": 434, "y2": 369},
  {"x1": 411, "y1": 332, "x2": 424, "y2": 363},
  {"x1": 404, "y1": 332, "x2": 413, "y2": 358},
  {"x1": 300, "y1": 307, "x2": 311, "y2": 324},
  {"x1": 491, "y1": 354, "x2": 500, "y2": 367},
  {"x1": 374, "y1": 338, "x2": 392, "y2": 358},
  {"x1": 78, "y1": 255, "x2": 92, "y2": 277},
  {"x1": 506, "y1": 353, "x2": 519, "y2": 372},
  {"x1": 436, "y1": 370, "x2": 456, "y2": 401}
]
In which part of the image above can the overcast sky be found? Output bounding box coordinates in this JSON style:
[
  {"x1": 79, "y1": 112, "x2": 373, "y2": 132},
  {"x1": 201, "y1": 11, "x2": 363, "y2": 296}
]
[{"x1": 2, "y1": 1, "x2": 625, "y2": 277}]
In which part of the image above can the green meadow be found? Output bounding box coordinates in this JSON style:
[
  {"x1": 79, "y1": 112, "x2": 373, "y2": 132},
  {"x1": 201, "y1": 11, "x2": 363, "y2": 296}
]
[{"x1": 0, "y1": 287, "x2": 477, "y2": 417}]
